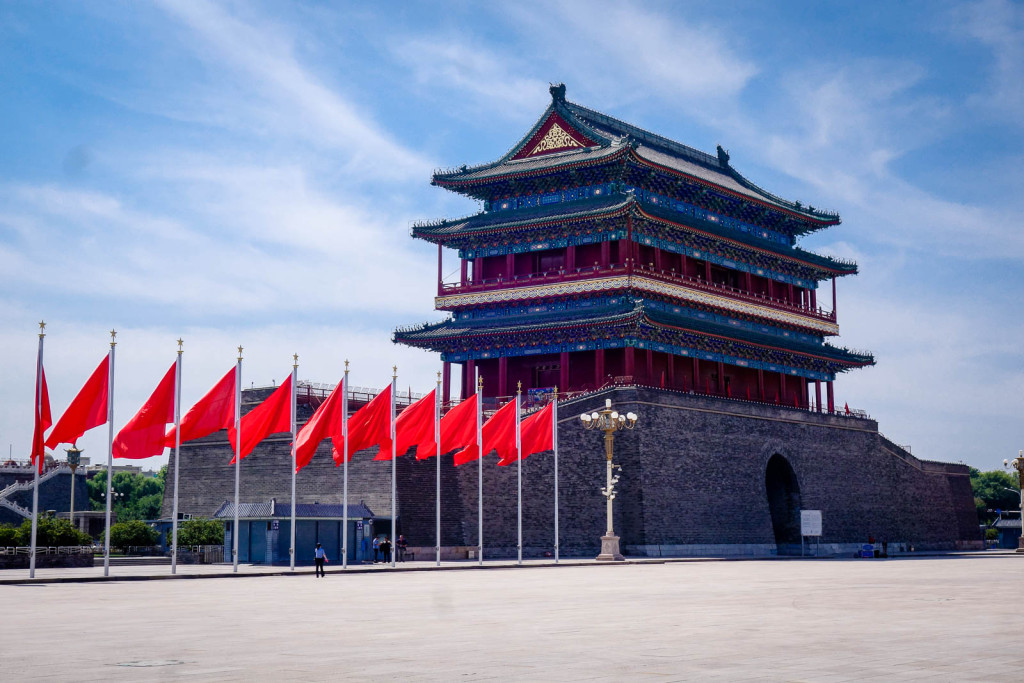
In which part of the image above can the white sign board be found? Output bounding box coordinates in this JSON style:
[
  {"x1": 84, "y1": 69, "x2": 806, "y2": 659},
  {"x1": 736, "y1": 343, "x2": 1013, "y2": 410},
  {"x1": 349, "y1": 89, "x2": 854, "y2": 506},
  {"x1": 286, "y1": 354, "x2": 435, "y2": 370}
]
[{"x1": 800, "y1": 510, "x2": 822, "y2": 537}]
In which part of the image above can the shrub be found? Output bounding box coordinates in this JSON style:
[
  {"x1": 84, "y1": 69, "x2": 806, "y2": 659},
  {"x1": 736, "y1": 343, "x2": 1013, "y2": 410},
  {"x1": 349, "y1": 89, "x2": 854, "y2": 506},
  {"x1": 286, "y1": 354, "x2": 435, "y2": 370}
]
[
  {"x1": 12, "y1": 517, "x2": 92, "y2": 547},
  {"x1": 176, "y1": 518, "x2": 224, "y2": 546},
  {"x1": 105, "y1": 520, "x2": 159, "y2": 548},
  {"x1": 0, "y1": 525, "x2": 17, "y2": 546}
]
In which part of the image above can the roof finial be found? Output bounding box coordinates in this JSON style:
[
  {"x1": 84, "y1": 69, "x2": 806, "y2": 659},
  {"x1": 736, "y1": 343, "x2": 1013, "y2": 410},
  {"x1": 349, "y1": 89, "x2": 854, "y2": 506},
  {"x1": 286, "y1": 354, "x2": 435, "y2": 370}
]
[
  {"x1": 716, "y1": 144, "x2": 730, "y2": 167},
  {"x1": 549, "y1": 83, "x2": 566, "y2": 103}
]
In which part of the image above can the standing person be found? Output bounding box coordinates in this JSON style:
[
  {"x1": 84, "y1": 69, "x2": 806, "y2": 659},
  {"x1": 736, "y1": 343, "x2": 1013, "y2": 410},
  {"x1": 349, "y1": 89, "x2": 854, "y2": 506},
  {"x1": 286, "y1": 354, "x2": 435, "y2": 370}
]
[
  {"x1": 372, "y1": 535, "x2": 381, "y2": 563},
  {"x1": 397, "y1": 534, "x2": 408, "y2": 562},
  {"x1": 381, "y1": 536, "x2": 392, "y2": 564},
  {"x1": 314, "y1": 542, "x2": 327, "y2": 578}
]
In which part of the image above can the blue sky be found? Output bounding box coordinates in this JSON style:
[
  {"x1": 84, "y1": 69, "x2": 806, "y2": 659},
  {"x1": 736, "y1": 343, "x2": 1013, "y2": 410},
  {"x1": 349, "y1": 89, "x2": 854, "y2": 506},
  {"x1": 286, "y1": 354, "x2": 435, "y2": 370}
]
[{"x1": 1, "y1": 1, "x2": 1020, "y2": 471}]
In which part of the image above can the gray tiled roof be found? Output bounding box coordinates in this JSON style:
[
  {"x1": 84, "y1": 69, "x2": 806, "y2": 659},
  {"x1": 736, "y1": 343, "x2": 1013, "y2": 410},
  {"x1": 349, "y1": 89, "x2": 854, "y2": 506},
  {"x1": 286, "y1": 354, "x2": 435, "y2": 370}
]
[{"x1": 212, "y1": 501, "x2": 375, "y2": 520}]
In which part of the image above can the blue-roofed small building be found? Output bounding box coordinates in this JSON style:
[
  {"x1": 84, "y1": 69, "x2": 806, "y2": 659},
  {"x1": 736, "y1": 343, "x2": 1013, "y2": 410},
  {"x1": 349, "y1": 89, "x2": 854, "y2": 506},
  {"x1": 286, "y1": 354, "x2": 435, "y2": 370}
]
[{"x1": 212, "y1": 499, "x2": 375, "y2": 565}]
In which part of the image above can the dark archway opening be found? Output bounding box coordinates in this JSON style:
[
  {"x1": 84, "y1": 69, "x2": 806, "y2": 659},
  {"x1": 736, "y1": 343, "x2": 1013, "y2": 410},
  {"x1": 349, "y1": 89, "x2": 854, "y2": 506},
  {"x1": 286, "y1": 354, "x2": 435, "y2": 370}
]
[{"x1": 765, "y1": 454, "x2": 802, "y2": 554}]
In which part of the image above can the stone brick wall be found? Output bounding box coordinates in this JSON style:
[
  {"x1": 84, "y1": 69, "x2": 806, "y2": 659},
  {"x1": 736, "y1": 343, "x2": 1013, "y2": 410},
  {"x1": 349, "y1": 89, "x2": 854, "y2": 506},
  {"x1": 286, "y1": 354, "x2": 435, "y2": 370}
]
[{"x1": 162, "y1": 386, "x2": 980, "y2": 557}]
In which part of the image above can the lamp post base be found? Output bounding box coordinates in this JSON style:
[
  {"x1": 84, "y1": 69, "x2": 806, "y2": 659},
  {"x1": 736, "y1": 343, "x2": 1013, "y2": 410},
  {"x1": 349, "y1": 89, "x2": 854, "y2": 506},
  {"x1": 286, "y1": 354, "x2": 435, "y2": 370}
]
[
  {"x1": 1017, "y1": 536, "x2": 1024, "y2": 553},
  {"x1": 596, "y1": 535, "x2": 625, "y2": 562}
]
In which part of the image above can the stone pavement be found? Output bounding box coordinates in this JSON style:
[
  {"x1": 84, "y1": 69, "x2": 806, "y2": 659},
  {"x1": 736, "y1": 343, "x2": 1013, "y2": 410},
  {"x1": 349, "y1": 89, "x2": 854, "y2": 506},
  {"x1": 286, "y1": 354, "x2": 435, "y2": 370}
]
[{"x1": 1, "y1": 554, "x2": 1022, "y2": 681}]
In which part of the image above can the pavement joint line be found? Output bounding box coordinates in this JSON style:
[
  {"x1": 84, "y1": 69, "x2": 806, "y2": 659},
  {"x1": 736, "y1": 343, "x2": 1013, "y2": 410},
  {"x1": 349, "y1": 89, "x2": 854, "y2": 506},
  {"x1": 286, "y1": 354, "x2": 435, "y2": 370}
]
[{"x1": 0, "y1": 550, "x2": 1017, "y2": 585}]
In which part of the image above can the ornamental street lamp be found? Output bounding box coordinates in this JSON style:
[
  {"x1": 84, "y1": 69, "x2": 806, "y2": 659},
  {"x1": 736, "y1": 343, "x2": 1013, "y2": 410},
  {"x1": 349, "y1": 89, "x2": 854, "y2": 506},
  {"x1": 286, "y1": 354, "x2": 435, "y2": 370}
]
[
  {"x1": 580, "y1": 398, "x2": 637, "y2": 561},
  {"x1": 65, "y1": 447, "x2": 82, "y2": 530},
  {"x1": 1003, "y1": 450, "x2": 1024, "y2": 552}
]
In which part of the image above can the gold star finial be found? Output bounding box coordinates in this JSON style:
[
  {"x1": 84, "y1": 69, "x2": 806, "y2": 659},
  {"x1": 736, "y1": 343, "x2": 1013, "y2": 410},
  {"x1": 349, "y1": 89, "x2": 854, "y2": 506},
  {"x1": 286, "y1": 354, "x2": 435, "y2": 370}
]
[
  {"x1": 477, "y1": 375, "x2": 483, "y2": 390},
  {"x1": 293, "y1": 353, "x2": 299, "y2": 369},
  {"x1": 344, "y1": 359, "x2": 349, "y2": 371},
  {"x1": 177, "y1": 338, "x2": 184, "y2": 352},
  {"x1": 38, "y1": 320, "x2": 46, "y2": 338},
  {"x1": 517, "y1": 381, "x2": 522, "y2": 394},
  {"x1": 392, "y1": 365, "x2": 398, "y2": 380},
  {"x1": 109, "y1": 329, "x2": 117, "y2": 347}
]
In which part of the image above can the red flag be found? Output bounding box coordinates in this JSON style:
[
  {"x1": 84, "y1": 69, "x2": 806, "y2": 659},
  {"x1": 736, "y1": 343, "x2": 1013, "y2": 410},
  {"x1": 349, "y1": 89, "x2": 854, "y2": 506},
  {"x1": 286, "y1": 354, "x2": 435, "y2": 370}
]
[
  {"x1": 165, "y1": 366, "x2": 235, "y2": 447},
  {"x1": 114, "y1": 362, "x2": 175, "y2": 460},
  {"x1": 333, "y1": 383, "x2": 392, "y2": 463},
  {"x1": 227, "y1": 374, "x2": 293, "y2": 463},
  {"x1": 415, "y1": 393, "x2": 478, "y2": 461},
  {"x1": 394, "y1": 389, "x2": 436, "y2": 459},
  {"x1": 45, "y1": 355, "x2": 109, "y2": 449},
  {"x1": 499, "y1": 402, "x2": 552, "y2": 466},
  {"x1": 844, "y1": 402, "x2": 851, "y2": 415},
  {"x1": 454, "y1": 397, "x2": 517, "y2": 466},
  {"x1": 295, "y1": 378, "x2": 345, "y2": 472},
  {"x1": 31, "y1": 368, "x2": 52, "y2": 473}
]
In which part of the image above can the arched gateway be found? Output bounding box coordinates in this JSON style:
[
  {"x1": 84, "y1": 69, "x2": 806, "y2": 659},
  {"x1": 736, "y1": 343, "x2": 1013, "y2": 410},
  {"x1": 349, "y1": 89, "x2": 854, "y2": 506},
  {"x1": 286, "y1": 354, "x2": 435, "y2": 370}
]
[{"x1": 765, "y1": 454, "x2": 802, "y2": 554}]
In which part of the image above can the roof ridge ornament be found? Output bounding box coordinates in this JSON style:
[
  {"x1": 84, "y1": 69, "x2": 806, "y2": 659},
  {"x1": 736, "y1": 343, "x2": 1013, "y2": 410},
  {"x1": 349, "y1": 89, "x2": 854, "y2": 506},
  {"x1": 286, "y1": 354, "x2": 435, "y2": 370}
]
[
  {"x1": 549, "y1": 83, "x2": 566, "y2": 102},
  {"x1": 716, "y1": 144, "x2": 730, "y2": 167}
]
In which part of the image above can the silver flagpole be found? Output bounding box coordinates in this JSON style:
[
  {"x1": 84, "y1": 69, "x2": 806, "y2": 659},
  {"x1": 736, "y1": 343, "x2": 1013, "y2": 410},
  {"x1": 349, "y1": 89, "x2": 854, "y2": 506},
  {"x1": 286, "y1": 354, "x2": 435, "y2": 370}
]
[
  {"x1": 390, "y1": 366, "x2": 397, "y2": 568},
  {"x1": 477, "y1": 373, "x2": 483, "y2": 566},
  {"x1": 516, "y1": 383, "x2": 522, "y2": 566},
  {"x1": 342, "y1": 360, "x2": 349, "y2": 569},
  {"x1": 233, "y1": 346, "x2": 242, "y2": 572},
  {"x1": 171, "y1": 339, "x2": 183, "y2": 575},
  {"x1": 435, "y1": 371, "x2": 441, "y2": 567},
  {"x1": 103, "y1": 329, "x2": 116, "y2": 577},
  {"x1": 553, "y1": 388, "x2": 559, "y2": 564},
  {"x1": 290, "y1": 354, "x2": 298, "y2": 571},
  {"x1": 29, "y1": 321, "x2": 45, "y2": 579}
]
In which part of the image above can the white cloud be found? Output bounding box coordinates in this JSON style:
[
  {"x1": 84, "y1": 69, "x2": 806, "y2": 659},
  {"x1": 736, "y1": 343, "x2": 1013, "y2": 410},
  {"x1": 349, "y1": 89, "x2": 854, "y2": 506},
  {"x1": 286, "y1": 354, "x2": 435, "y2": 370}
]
[
  {"x1": 957, "y1": 0, "x2": 1024, "y2": 123},
  {"x1": 150, "y1": 0, "x2": 431, "y2": 180}
]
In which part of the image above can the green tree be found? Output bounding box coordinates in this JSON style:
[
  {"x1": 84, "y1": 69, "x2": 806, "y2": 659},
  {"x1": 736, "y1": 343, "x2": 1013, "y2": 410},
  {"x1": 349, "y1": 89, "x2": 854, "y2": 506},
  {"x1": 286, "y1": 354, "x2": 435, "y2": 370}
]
[
  {"x1": 176, "y1": 519, "x2": 224, "y2": 546},
  {"x1": 0, "y1": 517, "x2": 92, "y2": 547},
  {"x1": 105, "y1": 520, "x2": 159, "y2": 548},
  {"x1": 88, "y1": 467, "x2": 166, "y2": 522},
  {"x1": 970, "y1": 467, "x2": 1020, "y2": 524},
  {"x1": 0, "y1": 525, "x2": 18, "y2": 546}
]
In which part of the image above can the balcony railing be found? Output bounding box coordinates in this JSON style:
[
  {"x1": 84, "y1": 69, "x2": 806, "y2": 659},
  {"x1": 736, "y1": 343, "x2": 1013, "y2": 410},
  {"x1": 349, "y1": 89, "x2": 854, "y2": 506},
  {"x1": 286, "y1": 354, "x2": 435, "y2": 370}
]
[{"x1": 439, "y1": 262, "x2": 836, "y2": 322}]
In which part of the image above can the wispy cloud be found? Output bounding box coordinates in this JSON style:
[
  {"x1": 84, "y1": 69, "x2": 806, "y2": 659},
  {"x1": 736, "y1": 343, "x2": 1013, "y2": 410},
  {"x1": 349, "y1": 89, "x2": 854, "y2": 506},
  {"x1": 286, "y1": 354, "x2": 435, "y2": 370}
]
[
  {"x1": 956, "y1": 0, "x2": 1024, "y2": 124},
  {"x1": 151, "y1": 0, "x2": 431, "y2": 180}
]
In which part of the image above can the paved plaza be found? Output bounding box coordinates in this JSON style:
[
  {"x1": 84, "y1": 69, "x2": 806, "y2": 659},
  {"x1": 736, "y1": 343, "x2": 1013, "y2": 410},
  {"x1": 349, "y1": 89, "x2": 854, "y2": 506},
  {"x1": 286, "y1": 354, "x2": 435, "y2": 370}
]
[{"x1": 2, "y1": 554, "x2": 1022, "y2": 681}]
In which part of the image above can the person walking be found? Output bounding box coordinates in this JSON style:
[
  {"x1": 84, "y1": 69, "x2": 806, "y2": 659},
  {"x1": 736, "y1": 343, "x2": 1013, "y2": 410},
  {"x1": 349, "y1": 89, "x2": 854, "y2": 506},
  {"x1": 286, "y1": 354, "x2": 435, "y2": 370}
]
[
  {"x1": 381, "y1": 536, "x2": 392, "y2": 564},
  {"x1": 372, "y1": 535, "x2": 381, "y2": 563},
  {"x1": 314, "y1": 542, "x2": 328, "y2": 578},
  {"x1": 397, "y1": 534, "x2": 408, "y2": 562}
]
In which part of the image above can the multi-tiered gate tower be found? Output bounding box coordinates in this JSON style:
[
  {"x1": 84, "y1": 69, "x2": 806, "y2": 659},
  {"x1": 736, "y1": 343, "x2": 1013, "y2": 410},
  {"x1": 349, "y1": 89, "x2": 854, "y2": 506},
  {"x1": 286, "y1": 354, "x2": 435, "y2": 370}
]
[{"x1": 396, "y1": 84, "x2": 873, "y2": 409}]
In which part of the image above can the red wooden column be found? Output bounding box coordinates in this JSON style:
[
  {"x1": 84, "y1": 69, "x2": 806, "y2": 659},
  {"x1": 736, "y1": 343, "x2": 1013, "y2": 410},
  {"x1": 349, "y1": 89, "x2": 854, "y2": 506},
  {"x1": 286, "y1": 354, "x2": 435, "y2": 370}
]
[
  {"x1": 617, "y1": 239, "x2": 628, "y2": 267},
  {"x1": 717, "y1": 361, "x2": 726, "y2": 395},
  {"x1": 464, "y1": 360, "x2": 476, "y2": 400},
  {"x1": 814, "y1": 380, "x2": 822, "y2": 413},
  {"x1": 625, "y1": 346, "x2": 635, "y2": 379},
  {"x1": 810, "y1": 288, "x2": 817, "y2": 310},
  {"x1": 693, "y1": 358, "x2": 700, "y2": 392},
  {"x1": 473, "y1": 257, "x2": 483, "y2": 284},
  {"x1": 595, "y1": 349, "x2": 605, "y2": 387},
  {"x1": 704, "y1": 260, "x2": 712, "y2": 282},
  {"x1": 600, "y1": 240, "x2": 610, "y2": 268},
  {"x1": 780, "y1": 372, "x2": 787, "y2": 404},
  {"x1": 559, "y1": 351, "x2": 570, "y2": 392},
  {"x1": 646, "y1": 349, "x2": 654, "y2": 383},
  {"x1": 566, "y1": 245, "x2": 576, "y2": 272},
  {"x1": 654, "y1": 247, "x2": 662, "y2": 271},
  {"x1": 826, "y1": 381, "x2": 835, "y2": 413},
  {"x1": 498, "y1": 356, "x2": 508, "y2": 398},
  {"x1": 442, "y1": 361, "x2": 451, "y2": 406},
  {"x1": 832, "y1": 277, "x2": 837, "y2": 316},
  {"x1": 505, "y1": 253, "x2": 515, "y2": 279},
  {"x1": 437, "y1": 243, "x2": 443, "y2": 295},
  {"x1": 681, "y1": 254, "x2": 689, "y2": 277},
  {"x1": 667, "y1": 353, "x2": 675, "y2": 387},
  {"x1": 460, "y1": 259, "x2": 468, "y2": 286},
  {"x1": 787, "y1": 283, "x2": 795, "y2": 305},
  {"x1": 757, "y1": 369, "x2": 765, "y2": 401},
  {"x1": 744, "y1": 271, "x2": 753, "y2": 293}
]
